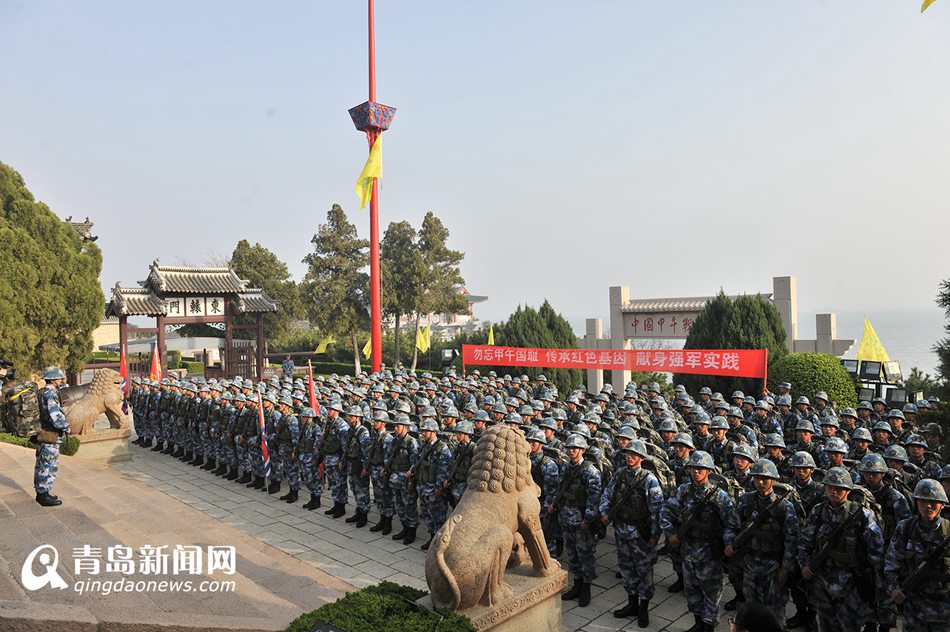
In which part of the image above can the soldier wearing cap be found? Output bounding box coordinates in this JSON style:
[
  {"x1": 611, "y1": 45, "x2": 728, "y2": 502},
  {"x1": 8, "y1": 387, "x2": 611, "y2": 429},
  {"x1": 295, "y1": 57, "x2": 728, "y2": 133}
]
[
  {"x1": 722, "y1": 443, "x2": 758, "y2": 611},
  {"x1": 762, "y1": 433, "x2": 792, "y2": 481},
  {"x1": 819, "y1": 437, "x2": 848, "y2": 471},
  {"x1": 202, "y1": 383, "x2": 224, "y2": 473},
  {"x1": 786, "y1": 450, "x2": 822, "y2": 630},
  {"x1": 414, "y1": 418, "x2": 452, "y2": 550},
  {"x1": 726, "y1": 407, "x2": 758, "y2": 452},
  {"x1": 256, "y1": 393, "x2": 281, "y2": 493},
  {"x1": 341, "y1": 404, "x2": 371, "y2": 526},
  {"x1": 789, "y1": 419, "x2": 823, "y2": 465},
  {"x1": 385, "y1": 413, "x2": 420, "y2": 545},
  {"x1": 885, "y1": 479, "x2": 950, "y2": 631},
  {"x1": 296, "y1": 407, "x2": 324, "y2": 510},
  {"x1": 812, "y1": 391, "x2": 835, "y2": 422},
  {"x1": 703, "y1": 417, "x2": 737, "y2": 471},
  {"x1": 34, "y1": 367, "x2": 70, "y2": 507},
  {"x1": 906, "y1": 434, "x2": 942, "y2": 486},
  {"x1": 600, "y1": 439, "x2": 663, "y2": 625},
  {"x1": 661, "y1": 451, "x2": 738, "y2": 632},
  {"x1": 798, "y1": 467, "x2": 885, "y2": 632},
  {"x1": 445, "y1": 420, "x2": 476, "y2": 507},
  {"x1": 725, "y1": 459, "x2": 799, "y2": 627},
  {"x1": 213, "y1": 391, "x2": 235, "y2": 477},
  {"x1": 272, "y1": 395, "x2": 300, "y2": 503},
  {"x1": 366, "y1": 409, "x2": 394, "y2": 532},
  {"x1": 554, "y1": 434, "x2": 602, "y2": 608},
  {"x1": 221, "y1": 393, "x2": 245, "y2": 480},
  {"x1": 319, "y1": 400, "x2": 350, "y2": 518},
  {"x1": 527, "y1": 429, "x2": 561, "y2": 557},
  {"x1": 848, "y1": 426, "x2": 874, "y2": 463}
]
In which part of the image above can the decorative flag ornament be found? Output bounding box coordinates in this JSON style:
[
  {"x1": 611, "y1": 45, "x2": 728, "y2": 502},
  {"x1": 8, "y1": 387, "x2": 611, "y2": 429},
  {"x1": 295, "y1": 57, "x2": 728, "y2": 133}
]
[
  {"x1": 307, "y1": 360, "x2": 318, "y2": 410},
  {"x1": 119, "y1": 344, "x2": 129, "y2": 415},
  {"x1": 922, "y1": 0, "x2": 937, "y2": 12},
  {"x1": 314, "y1": 335, "x2": 335, "y2": 355},
  {"x1": 855, "y1": 317, "x2": 890, "y2": 364},
  {"x1": 257, "y1": 393, "x2": 272, "y2": 479},
  {"x1": 148, "y1": 343, "x2": 162, "y2": 381},
  {"x1": 363, "y1": 336, "x2": 373, "y2": 360},
  {"x1": 487, "y1": 325, "x2": 495, "y2": 346},
  {"x1": 355, "y1": 136, "x2": 382, "y2": 210},
  {"x1": 415, "y1": 327, "x2": 426, "y2": 353}
]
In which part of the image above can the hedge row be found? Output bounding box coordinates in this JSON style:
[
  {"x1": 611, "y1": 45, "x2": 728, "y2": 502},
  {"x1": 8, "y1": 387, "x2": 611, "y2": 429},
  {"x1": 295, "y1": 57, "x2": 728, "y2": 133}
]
[{"x1": 0, "y1": 433, "x2": 80, "y2": 456}]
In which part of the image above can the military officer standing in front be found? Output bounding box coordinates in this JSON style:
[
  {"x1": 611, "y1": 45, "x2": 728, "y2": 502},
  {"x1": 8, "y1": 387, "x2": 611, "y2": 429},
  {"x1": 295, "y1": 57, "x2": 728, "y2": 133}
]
[{"x1": 34, "y1": 366, "x2": 70, "y2": 507}]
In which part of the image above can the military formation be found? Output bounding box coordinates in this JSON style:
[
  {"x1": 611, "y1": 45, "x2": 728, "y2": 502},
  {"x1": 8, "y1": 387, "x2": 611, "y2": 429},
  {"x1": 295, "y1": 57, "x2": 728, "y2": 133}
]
[{"x1": 127, "y1": 371, "x2": 950, "y2": 632}]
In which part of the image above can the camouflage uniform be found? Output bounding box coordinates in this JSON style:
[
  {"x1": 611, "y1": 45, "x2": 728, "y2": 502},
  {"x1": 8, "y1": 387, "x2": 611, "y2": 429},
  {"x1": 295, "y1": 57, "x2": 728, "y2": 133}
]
[
  {"x1": 415, "y1": 436, "x2": 453, "y2": 538},
  {"x1": 660, "y1": 479, "x2": 739, "y2": 628},
  {"x1": 321, "y1": 416, "x2": 350, "y2": 504},
  {"x1": 447, "y1": 437, "x2": 476, "y2": 504},
  {"x1": 218, "y1": 401, "x2": 238, "y2": 469},
  {"x1": 885, "y1": 515, "x2": 950, "y2": 631},
  {"x1": 297, "y1": 417, "x2": 323, "y2": 497},
  {"x1": 147, "y1": 387, "x2": 162, "y2": 441},
  {"x1": 275, "y1": 410, "x2": 301, "y2": 490},
  {"x1": 35, "y1": 384, "x2": 69, "y2": 495},
  {"x1": 367, "y1": 426, "x2": 394, "y2": 518},
  {"x1": 797, "y1": 498, "x2": 885, "y2": 632},
  {"x1": 343, "y1": 420, "x2": 372, "y2": 512},
  {"x1": 205, "y1": 394, "x2": 222, "y2": 461},
  {"x1": 599, "y1": 465, "x2": 663, "y2": 601},
  {"x1": 734, "y1": 489, "x2": 799, "y2": 626},
  {"x1": 865, "y1": 479, "x2": 912, "y2": 629},
  {"x1": 387, "y1": 433, "x2": 420, "y2": 528},
  {"x1": 558, "y1": 458, "x2": 602, "y2": 583}
]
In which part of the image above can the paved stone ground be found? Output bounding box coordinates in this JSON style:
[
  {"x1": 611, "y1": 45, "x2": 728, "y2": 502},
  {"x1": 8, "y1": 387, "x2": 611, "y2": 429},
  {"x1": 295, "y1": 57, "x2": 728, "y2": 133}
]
[{"x1": 113, "y1": 444, "x2": 761, "y2": 631}]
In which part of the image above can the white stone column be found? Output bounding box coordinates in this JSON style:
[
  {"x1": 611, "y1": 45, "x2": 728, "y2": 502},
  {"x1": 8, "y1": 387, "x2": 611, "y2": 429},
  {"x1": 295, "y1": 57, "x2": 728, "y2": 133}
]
[
  {"x1": 609, "y1": 286, "x2": 632, "y2": 393},
  {"x1": 584, "y1": 319, "x2": 604, "y2": 394},
  {"x1": 773, "y1": 276, "x2": 798, "y2": 351},
  {"x1": 816, "y1": 313, "x2": 835, "y2": 354}
]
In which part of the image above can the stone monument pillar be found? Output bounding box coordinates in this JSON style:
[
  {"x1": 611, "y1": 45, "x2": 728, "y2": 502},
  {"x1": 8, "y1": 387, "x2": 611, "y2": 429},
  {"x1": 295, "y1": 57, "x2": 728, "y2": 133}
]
[{"x1": 609, "y1": 285, "x2": 631, "y2": 394}]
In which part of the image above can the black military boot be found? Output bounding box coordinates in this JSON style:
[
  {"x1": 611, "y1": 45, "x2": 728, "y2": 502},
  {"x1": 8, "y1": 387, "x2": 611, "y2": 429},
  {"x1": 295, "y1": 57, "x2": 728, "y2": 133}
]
[
  {"x1": 392, "y1": 523, "x2": 408, "y2": 541},
  {"x1": 179, "y1": 450, "x2": 192, "y2": 462},
  {"x1": 279, "y1": 488, "x2": 293, "y2": 501},
  {"x1": 354, "y1": 511, "x2": 367, "y2": 528},
  {"x1": 723, "y1": 593, "x2": 743, "y2": 611},
  {"x1": 284, "y1": 489, "x2": 298, "y2": 504},
  {"x1": 370, "y1": 517, "x2": 386, "y2": 532},
  {"x1": 421, "y1": 536, "x2": 433, "y2": 551},
  {"x1": 150, "y1": 440, "x2": 163, "y2": 451},
  {"x1": 162, "y1": 443, "x2": 176, "y2": 455},
  {"x1": 324, "y1": 502, "x2": 339, "y2": 515},
  {"x1": 225, "y1": 468, "x2": 239, "y2": 481},
  {"x1": 303, "y1": 494, "x2": 321, "y2": 510},
  {"x1": 201, "y1": 458, "x2": 216, "y2": 471},
  {"x1": 613, "y1": 596, "x2": 638, "y2": 618},
  {"x1": 345, "y1": 510, "x2": 361, "y2": 523},
  {"x1": 402, "y1": 526, "x2": 417, "y2": 545},
  {"x1": 35, "y1": 492, "x2": 62, "y2": 507},
  {"x1": 213, "y1": 463, "x2": 228, "y2": 476},
  {"x1": 330, "y1": 503, "x2": 347, "y2": 518},
  {"x1": 668, "y1": 573, "x2": 684, "y2": 592},
  {"x1": 562, "y1": 581, "x2": 582, "y2": 601},
  {"x1": 132, "y1": 436, "x2": 143, "y2": 446},
  {"x1": 637, "y1": 599, "x2": 649, "y2": 627},
  {"x1": 685, "y1": 615, "x2": 704, "y2": 632},
  {"x1": 381, "y1": 516, "x2": 393, "y2": 535},
  {"x1": 252, "y1": 475, "x2": 265, "y2": 490},
  {"x1": 237, "y1": 471, "x2": 252, "y2": 484},
  {"x1": 577, "y1": 582, "x2": 591, "y2": 607},
  {"x1": 267, "y1": 480, "x2": 280, "y2": 494},
  {"x1": 190, "y1": 453, "x2": 204, "y2": 466}
]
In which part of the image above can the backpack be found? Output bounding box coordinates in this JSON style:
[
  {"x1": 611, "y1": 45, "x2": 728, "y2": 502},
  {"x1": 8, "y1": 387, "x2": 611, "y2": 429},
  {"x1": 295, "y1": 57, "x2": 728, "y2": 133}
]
[
  {"x1": 584, "y1": 450, "x2": 614, "y2": 489},
  {"x1": 773, "y1": 481, "x2": 806, "y2": 525},
  {"x1": 849, "y1": 486, "x2": 884, "y2": 533},
  {"x1": 884, "y1": 468, "x2": 915, "y2": 509},
  {"x1": 542, "y1": 446, "x2": 568, "y2": 471},
  {"x1": 2, "y1": 380, "x2": 41, "y2": 438},
  {"x1": 642, "y1": 455, "x2": 677, "y2": 498}
]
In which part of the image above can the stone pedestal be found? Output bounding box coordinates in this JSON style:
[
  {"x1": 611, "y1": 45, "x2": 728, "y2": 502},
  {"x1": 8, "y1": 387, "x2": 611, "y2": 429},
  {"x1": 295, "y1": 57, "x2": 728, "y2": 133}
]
[
  {"x1": 418, "y1": 566, "x2": 568, "y2": 632},
  {"x1": 74, "y1": 427, "x2": 132, "y2": 463}
]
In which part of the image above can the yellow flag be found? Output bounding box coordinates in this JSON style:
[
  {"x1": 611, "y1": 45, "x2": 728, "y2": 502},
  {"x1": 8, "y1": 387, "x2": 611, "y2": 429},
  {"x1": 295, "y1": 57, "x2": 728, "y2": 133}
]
[
  {"x1": 922, "y1": 0, "x2": 937, "y2": 12},
  {"x1": 424, "y1": 324, "x2": 431, "y2": 352},
  {"x1": 314, "y1": 335, "x2": 335, "y2": 355},
  {"x1": 855, "y1": 317, "x2": 890, "y2": 363},
  {"x1": 362, "y1": 336, "x2": 372, "y2": 360},
  {"x1": 487, "y1": 325, "x2": 495, "y2": 346},
  {"x1": 355, "y1": 136, "x2": 382, "y2": 209},
  {"x1": 416, "y1": 326, "x2": 430, "y2": 353}
]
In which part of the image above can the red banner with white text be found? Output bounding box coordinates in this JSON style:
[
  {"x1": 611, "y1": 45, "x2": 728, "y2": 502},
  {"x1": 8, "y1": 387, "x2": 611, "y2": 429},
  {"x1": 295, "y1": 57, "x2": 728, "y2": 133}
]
[{"x1": 462, "y1": 345, "x2": 768, "y2": 380}]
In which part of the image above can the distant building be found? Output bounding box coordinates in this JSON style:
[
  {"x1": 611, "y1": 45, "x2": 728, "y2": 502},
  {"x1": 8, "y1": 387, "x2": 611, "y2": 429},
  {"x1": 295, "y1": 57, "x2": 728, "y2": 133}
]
[{"x1": 388, "y1": 286, "x2": 489, "y2": 341}]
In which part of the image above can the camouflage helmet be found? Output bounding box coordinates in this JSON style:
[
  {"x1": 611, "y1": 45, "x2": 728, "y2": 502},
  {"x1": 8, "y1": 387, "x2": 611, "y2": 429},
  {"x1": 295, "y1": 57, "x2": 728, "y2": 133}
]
[
  {"x1": 686, "y1": 451, "x2": 715, "y2": 470},
  {"x1": 790, "y1": 451, "x2": 817, "y2": 469},
  {"x1": 731, "y1": 444, "x2": 757, "y2": 462},
  {"x1": 573, "y1": 423, "x2": 592, "y2": 439},
  {"x1": 420, "y1": 405, "x2": 437, "y2": 418},
  {"x1": 393, "y1": 412, "x2": 411, "y2": 426},
  {"x1": 623, "y1": 418, "x2": 642, "y2": 430},
  {"x1": 750, "y1": 459, "x2": 780, "y2": 480},
  {"x1": 795, "y1": 419, "x2": 815, "y2": 433},
  {"x1": 905, "y1": 434, "x2": 929, "y2": 449},
  {"x1": 455, "y1": 420, "x2": 474, "y2": 436},
  {"x1": 884, "y1": 444, "x2": 909, "y2": 463},
  {"x1": 872, "y1": 421, "x2": 893, "y2": 435},
  {"x1": 518, "y1": 404, "x2": 534, "y2": 416},
  {"x1": 506, "y1": 412, "x2": 523, "y2": 425},
  {"x1": 538, "y1": 417, "x2": 558, "y2": 432},
  {"x1": 823, "y1": 438, "x2": 848, "y2": 454},
  {"x1": 221, "y1": 391, "x2": 233, "y2": 402},
  {"x1": 858, "y1": 453, "x2": 888, "y2": 474},
  {"x1": 743, "y1": 396, "x2": 756, "y2": 406},
  {"x1": 583, "y1": 411, "x2": 601, "y2": 424},
  {"x1": 419, "y1": 419, "x2": 439, "y2": 433},
  {"x1": 709, "y1": 416, "x2": 729, "y2": 430},
  {"x1": 856, "y1": 400, "x2": 872, "y2": 411},
  {"x1": 754, "y1": 400, "x2": 769, "y2": 411},
  {"x1": 887, "y1": 409, "x2": 905, "y2": 421},
  {"x1": 234, "y1": 393, "x2": 247, "y2": 403},
  {"x1": 912, "y1": 479, "x2": 948, "y2": 504},
  {"x1": 840, "y1": 407, "x2": 857, "y2": 419},
  {"x1": 657, "y1": 419, "x2": 678, "y2": 433},
  {"x1": 443, "y1": 406, "x2": 460, "y2": 418},
  {"x1": 473, "y1": 410, "x2": 490, "y2": 422},
  {"x1": 819, "y1": 416, "x2": 840, "y2": 429},
  {"x1": 700, "y1": 387, "x2": 713, "y2": 396},
  {"x1": 850, "y1": 427, "x2": 873, "y2": 442},
  {"x1": 263, "y1": 393, "x2": 278, "y2": 405},
  {"x1": 764, "y1": 433, "x2": 786, "y2": 449},
  {"x1": 777, "y1": 394, "x2": 792, "y2": 407},
  {"x1": 394, "y1": 400, "x2": 412, "y2": 414},
  {"x1": 622, "y1": 440, "x2": 649, "y2": 458},
  {"x1": 526, "y1": 428, "x2": 546, "y2": 444},
  {"x1": 672, "y1": 432, "x2": 695, "y2": 449},
  {"x1": 42, "y1": 366, "x2": 66, "y2": 381},
  {"x1": 715, "y1": 401, "x2": 730, "y2": 412},
  {"x1": 823, "y1": 466, "x2": 854, "y2": 490},
  {"x1": 732, "y1": 390, "x2": 745, "y2": 400},
  {"x1": 616, "y1": 425, "x2": 638, "y2": 441},
  {"x1": 300, "y1": 407, "x2": 317, "y2": 418},
  {"x1": 327, "y1": 400, "x2": 344, "y2": 413},
  {"x1": 345, "y1": 404, "x2": 363, "y2": 417},
  {"x1": 814, "y1": 391, "x2": 829, "y2": 402},
  {"x1": 727, "y1": 406, "x2": 743, "y2": 418},
  {"x1": 279, "y1": 395, "x2": 294, "y2": 408},
  {"x1": 565, "y1": 434, "x2": 589, "y2": 450},
  {"x1": 795, "y1": 396, "x2": 810, "y2": 406},
  {"x1": 693, "y1": 414, "x2": 710, "y2": 426},
  {"x1": 372, "y1": 409, "x2": 390, "y2": 423},
  {"x1": 902, "y1": 403, "x2": 918, "y2": 415}
]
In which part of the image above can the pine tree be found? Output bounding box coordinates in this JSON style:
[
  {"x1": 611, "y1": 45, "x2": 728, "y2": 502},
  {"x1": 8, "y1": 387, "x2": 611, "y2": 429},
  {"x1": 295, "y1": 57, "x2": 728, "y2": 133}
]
[
  {"x1": 380, "y1": 221, "x2": 423, "y2": 367},
  {"x1": 230, "y1": 239, "x2": 301, "y2": 345}
]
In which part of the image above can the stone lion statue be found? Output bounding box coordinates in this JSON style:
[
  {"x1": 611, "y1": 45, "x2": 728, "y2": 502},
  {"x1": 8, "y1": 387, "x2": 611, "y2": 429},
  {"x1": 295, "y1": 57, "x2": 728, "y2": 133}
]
[
  {"x1": 425, "y1": 425, "x2": 559, "y2": 610},
  {"x1": 61, "y1": 369, "x2": 128, "y2": 435}
]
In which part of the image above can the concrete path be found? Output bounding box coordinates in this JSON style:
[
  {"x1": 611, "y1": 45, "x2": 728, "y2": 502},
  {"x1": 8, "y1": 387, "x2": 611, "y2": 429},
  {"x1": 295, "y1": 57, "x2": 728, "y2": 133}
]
[{"x1": 0, "y1": 443, "x2": 351, "y2": 632}]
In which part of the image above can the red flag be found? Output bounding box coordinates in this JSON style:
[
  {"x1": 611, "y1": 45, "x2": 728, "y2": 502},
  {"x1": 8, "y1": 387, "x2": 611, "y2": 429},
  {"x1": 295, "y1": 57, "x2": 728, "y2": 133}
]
[
  {"x1": 307, "y1": 360, "x2": 318, "y2": 410},
  {"x1": 119, "y1": 344, "x2": 129, "y2": 414},
  {"x1": 257, "y1": 393, "x2": 271, "y2": 478},
  {"x1": 149, "y1": 343, "x2": 162, "y2": 381}
]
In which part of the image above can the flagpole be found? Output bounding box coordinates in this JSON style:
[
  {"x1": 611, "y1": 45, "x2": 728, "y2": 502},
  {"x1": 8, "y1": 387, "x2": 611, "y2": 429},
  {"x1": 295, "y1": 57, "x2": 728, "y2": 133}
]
[{"x1": 367, "y1": 0, "x2": 382, "y2": 374}]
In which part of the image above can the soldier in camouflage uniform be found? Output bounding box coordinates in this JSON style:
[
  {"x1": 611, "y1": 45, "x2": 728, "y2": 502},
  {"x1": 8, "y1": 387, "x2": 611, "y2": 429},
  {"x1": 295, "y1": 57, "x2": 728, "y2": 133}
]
[
  {"x1": 703, "y1": 416, "x2": 737, "y2": 471},
  {"x1": 660, "y1": 450, "x2": 738, "y2": 632},
  {"x1": 213, "y1": 391, "x2": 235, "y2": 476},
  {"x1": 320, "y1": 400, "x2": 349, "y2": 518},
  {"x1": 275, "y1": 396, "x2": 301, "y2": 503},
  {"x1": 201, "y1": 383, "x2": 223, "y2": 471},
  {"x1": 726, "y1": 460, "x2": 799, "y2": 627},
  {"x1": 342, "y1": 404, "x2": 371, "y2": 526},
  {"x1": 527, "y1": 428, "x2": 561, "y2": 557},
  {"x1": 722, "y1": 443, "x2": 758, "y2": 611},
  {"x1": 367, "y1": 409, "x2": 394, "y2": 533},
  {"x1": 297, "y1": 407, "x2": 324, "y2": 510},
  {"x1": 415, "y1": 418, "x2": 453, "y2": 550},
  {"x1": 260, "y1": 393, "x2": 282, "y2": 493},
  {"x1": 906, "y1": 434, "x2": 943, "y2": 487},
  {"x1": 600, "y1": 440, "x2": 663, "y2": 626},
  {"x1": 798, "y1": 467, "x2": 885, "y2": 632},
  {"x1": 445, "y1": 420, "x2": 476, "y2": 506},
  {"x1": 146, "y1": 380, "x2": 162, "y2": 447},
  {"x1": 386, "y1": 413, "x2": 420, "y2": 545},
  {"x1": 243, "y1": 395, "x2": 266, "y2": 490},
  {"x1": 555, "y1": 434, "x2": 602, "y2": 608},
  {"x1": 34, "y1": 367, "x2": 70, "y2": 507},
  {"x1": 885, "y1": 479, "x2": 950, "y2": 632}
]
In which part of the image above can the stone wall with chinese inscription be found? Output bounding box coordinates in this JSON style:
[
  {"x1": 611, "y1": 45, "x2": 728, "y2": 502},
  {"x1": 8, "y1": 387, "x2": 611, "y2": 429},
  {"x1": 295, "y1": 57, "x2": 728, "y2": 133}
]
[
  {"x1": 623, "y1": 312, "x2": 700, "y2": 339},
  {"x1": 165, "y1": 296, "x2": 226, "y2": 319}
]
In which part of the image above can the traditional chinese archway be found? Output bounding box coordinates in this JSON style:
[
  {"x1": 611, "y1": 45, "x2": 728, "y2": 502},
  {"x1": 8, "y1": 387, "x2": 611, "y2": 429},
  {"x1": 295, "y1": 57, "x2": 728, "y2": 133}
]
[{"x1": 105, "y1": 261, "x2": 278, "y2": 378}]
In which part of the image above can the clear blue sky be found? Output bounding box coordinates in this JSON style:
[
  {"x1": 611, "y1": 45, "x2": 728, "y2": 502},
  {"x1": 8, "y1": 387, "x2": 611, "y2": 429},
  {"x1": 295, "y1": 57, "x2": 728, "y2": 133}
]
[{"x1": 2, "y1": 1, "x2": 948, "y2": 337}]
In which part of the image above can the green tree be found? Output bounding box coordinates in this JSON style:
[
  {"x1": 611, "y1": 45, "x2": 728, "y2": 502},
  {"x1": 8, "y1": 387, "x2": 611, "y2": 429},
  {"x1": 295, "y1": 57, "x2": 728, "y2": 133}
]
[
  {"x1": 380, "y1": 221, "x2": 423, "y2": 367},
  {"x1": 680, "y1": 292, "x2": 788, "y2": 396},
  {"x1": 0, "y1": 163, "x2": 105, "y2": 375},
  {"x1": 934, "y1": 279, "x2": 950, "y2": 397},
  {"x1": 769, "y1": 353, "x2": 857, "y2": 408},
  {"x1": 230, "y1": 239, "x2": 301, "y2": 345},
  {"x1": 301, "y1": 204, "x2": 369, "y2": 372},
  {"x1": 412, "y1": 212, "x2": 467, "y2": 369}
]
